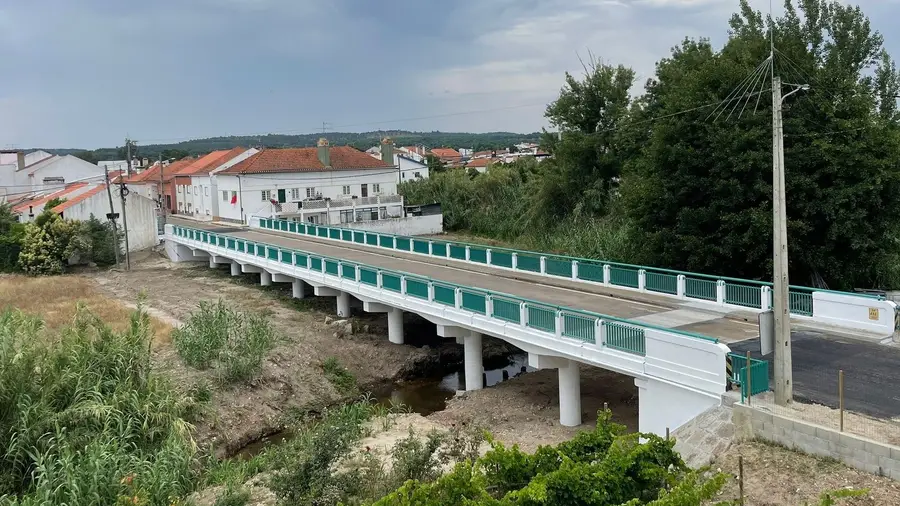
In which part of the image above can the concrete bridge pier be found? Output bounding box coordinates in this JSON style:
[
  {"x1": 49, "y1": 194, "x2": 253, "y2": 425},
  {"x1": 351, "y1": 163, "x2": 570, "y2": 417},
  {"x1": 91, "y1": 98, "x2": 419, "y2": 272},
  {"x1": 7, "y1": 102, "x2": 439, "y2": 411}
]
[
  {"x1": 208, "y1": 257, "x2": 217, "y2": 269},
  {"x1": 387, "y1": 307, "x2": 404, "y2": 344},
  {"x1": 230, "y1": 261, "x2": 241, "y2": 276},
  {"x1": 337, "y1": 292, "x2": 351, "y2": 318},
  {"x1": 260, "y1": 271, "x2": 272, "y2": 287},
  {"x1": 464, "y1": 332, "x2": 484, "y2": 391},
  {"x1": 529, "y1": 353, "x2": 582, "y2": 427},
  {"x1": 292, "y1": 279, "x2": 307, "y2": 299}
]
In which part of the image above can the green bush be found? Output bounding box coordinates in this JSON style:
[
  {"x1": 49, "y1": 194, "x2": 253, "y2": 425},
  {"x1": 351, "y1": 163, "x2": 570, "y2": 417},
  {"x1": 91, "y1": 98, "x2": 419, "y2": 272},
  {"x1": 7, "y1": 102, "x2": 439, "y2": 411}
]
[
  {"x1": 0, "y1": 306, "x2": 197, "y2": 505},
  {"x1": 171, "y1": 300, "x2": 276, "y2": 384},
  {"x1": 83, "y1": 214, "x2": 123, "y2": 266},
  {"x1": 17, "y1": 210, "x2": 86, "y2": 275},
  {"x1": 323, "y1": 356, "x2": 358, "y2": 395}
]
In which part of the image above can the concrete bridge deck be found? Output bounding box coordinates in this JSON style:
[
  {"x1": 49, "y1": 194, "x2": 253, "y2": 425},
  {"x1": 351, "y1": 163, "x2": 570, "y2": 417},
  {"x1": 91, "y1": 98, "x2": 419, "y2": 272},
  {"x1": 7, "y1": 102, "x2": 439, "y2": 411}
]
[{"x1": 170, "y1": 217, "x2": 771, "y2": 344}]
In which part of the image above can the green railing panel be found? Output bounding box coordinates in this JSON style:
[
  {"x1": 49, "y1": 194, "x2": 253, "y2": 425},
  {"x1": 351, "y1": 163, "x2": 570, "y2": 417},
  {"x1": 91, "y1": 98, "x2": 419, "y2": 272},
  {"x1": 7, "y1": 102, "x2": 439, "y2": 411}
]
[
  {"x1": 267, "y1": 247, "x2": 278, "y2": 260},
  {"x1": 527, "y1": 305, "x2": 556, "y2": 333},
  {"x1": 306, "y1": 226, "x2": 316, "y2": 236},
  {"x1": 379, "y1": 235, "x2": 394, "y2": 248},
  {"x1": 577, "y1": 262, "x2": 604, "y2": 282},
  {"x1": 492, "y1": 297, "x2": 521, "y2": 324},
  {"x1": 605, "y1": 321, "x2": 646, "y2": 355},
  {"x1": 329, "y1": 228, "x2": 340, "y2": 240},
  {"x1": 396, "y1": 237, "x2": 411, "y2": 251},
  {"x1": 449, "y1": 244, "x2": 467, "y2": 260},
  {"x1": 562, "y1": 313, "x2": 595, "y2": 343},
  {"x1": 412, "y1": 239, "x2": 430, "y2": 254},
  {"x1": 729, "y1": 353, "x2": 769, "y2": 398},
  {"x1": 256, "y1": 245, "x2": 266, "y2": 257},
  {"x1": 461, "y1": 291, "x2": 487, "y2": 314},
  {"x1": 289, "y1": 222, "x2": 297, "y2": 233},
  {"x1": 309, "y1": 257, "x2": 322, "y2": 271},
  {"x1": 406, "y1": 278, "x2": 429, "y2": 299},
  {"x1": 489, "y1": 251, "x2": 513, "y2": 268},
  {"x1": 685, "y1": 277, "x2": 717, "y2": 301},
  {"x1": 237, "y1": 241, "x2": 245, "y2": 253},
  {"x1": 280, "y1": 250, "x2": 293, "y2": 264},
  {"x1": 295, "y1": 253, "x2": 308, "y2": 267},
  {"x1": 431, "y1": 242, "x2": 448, "y2": 257},
  {"x1": 280, "y1": 221, "x2": 288, "y2": 231},
  {"x1": 789, "y1": 291, "x2": 813, "y2": 316},
  {"x1": 609, "y1": 267, "x2": 639, "y2": 288},
  {"x1": 646, "y1": 271, "x2": 677, "y2": 295},
  {"x1": 218, "y1": 236, "x2": 226, "y2": 247},
  {"x1": 365, "y1": 233, "x2": 378, "y2": 246},
  {"x1": 359, "y1": 267, "x2": 378, "y2": 286},
  {"x1": 354, "y1": 231, "x2": 365, "y2": 244},
  {"x1": 545, "y1": 258, "x2": 572, "y2": 278},
  {"x1": 433, "y1": 284, "x2": 456, "y2": 306},
  {"x1": 227, "y1": 238, "x2": 236, "y2": 250},
  {"x1": 324, "y1": 260, "x2": 339, "y2": 276},
  {"x1": 382, "y1": 273, "x2": 402, "y2": 292},
  {"x1": 469, "y1": 247, "x2": 488, "y2": 264},
  {"x1": 341, "y1": 263, "x2": 356, "y2": 280},
  {"x1": 342, "y1": 230, "x2": 353, "y2": 242},
  {"x1": 516, "y1": 254, "x2": 541, "y2": 273},
  {"x1": 317, "y1": 228, "x2": 328, "y2": 238},
  {"x1": 725, "y1": 283, "x2": 762, "y2": 309}
]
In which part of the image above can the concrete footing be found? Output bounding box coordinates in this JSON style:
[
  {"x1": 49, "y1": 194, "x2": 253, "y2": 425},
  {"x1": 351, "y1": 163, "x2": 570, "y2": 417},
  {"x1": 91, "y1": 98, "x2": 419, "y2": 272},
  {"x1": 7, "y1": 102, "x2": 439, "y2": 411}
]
[
  {"x1": 260, "y1": 271, "x2": 272, "y2": 286},
  {"x1": 464, "y1": 332, "x2": 484, "y2": 391},
  {"x1": 387, "y1": 307, "x2": 404, "y2": 344},
  {"x1": 292, "y1": 279, "x2": 306, "y2": 299},
  {"x1": 337, "y1": 291, "x2": 351, "y2": 317}
]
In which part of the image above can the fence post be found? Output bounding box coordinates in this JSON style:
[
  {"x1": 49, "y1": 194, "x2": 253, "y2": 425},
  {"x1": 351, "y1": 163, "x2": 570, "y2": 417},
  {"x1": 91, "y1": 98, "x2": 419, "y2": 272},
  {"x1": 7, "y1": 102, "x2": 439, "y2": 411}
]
[
  {"x1": 428, "y1": 241, "x2": 433, "y2": 256},
  {"x1": 597, "y1": 319, "x2": 606, "y2": 347},
  {"x1": 638, "y1": 269, "x2": 647, "y2": 291},
  {"x1": 677, "y1": 274, "x2": 686, "y2": 299},
  {"x1": 454, "y1": 288, "x2": 462, "y2": 309},
  {"x1": 377, "y1": 271, "x2": 383, "y2": 289},
  {"x1": 738, "y1": 455, "x2": 744, "y2": 505},
  {"x1": 555, "y1": 311, "x2": 563, "y2": 338},
  {"x1": 603, "y1": 265, "x2": 611, "y2": 285},
  {"x1": 511, "y1": 253, "x2": 518, "y2": 270},
  {"x1": 465, "y1": 246, "x2": 471, "y2": 261},
  {"x1": 520, "y1": 302, "x2": 528, "y2": 327},
  {"x1": 400, "y1": 276, "x2": 407, "y2": 295},
  {"x1": 761, "y1": 286, "x2": 771, "y2": 311},
  {"x1": 572, "y1": 261, "x2": 579, "y2": 280},
  {"x1": 746, "y1": 351, "x2": 752, "y2": 406},
  {"x1": 485, "y1": 295, "x2": 494, "y2": 318},
  {"x1": 839, "y1": 369, "x2": 845, "y2": 432},
  {"x1": 428, "y1": 282, "x2": 435, "y2": 301},
  {"x1": 486, "y1": 249, "x2": 492, "y2": 265},
  {"x1": 717, "y1": 280, "x2": 727, "y2": 305},
  {"x1": 540, "y1": 256, "x2": 547, "y2": 275}
]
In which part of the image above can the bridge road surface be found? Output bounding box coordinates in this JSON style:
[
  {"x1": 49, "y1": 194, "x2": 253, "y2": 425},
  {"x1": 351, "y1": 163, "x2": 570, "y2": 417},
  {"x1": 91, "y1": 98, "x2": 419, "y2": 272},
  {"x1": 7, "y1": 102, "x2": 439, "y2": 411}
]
[{"x1": 170, "y1": 218, "x2": 900, "y2": 420}]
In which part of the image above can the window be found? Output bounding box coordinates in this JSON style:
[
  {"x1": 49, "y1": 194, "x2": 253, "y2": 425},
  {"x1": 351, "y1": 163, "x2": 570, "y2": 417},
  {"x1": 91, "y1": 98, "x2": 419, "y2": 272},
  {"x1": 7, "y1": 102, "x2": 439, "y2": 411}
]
[
  {"x1": 291, "y1": 188, "x2": 300, "y2": 200},
  {"x1": 193, "y1": 186, "x2": 197, "y2": 195},
  {"x1": 222, "y1": 191, "x2": 228, "y2": 201},
  {"x1": 342, "y1": 185, "x2": 351, "y2": 195},
  {"x1": 372, "y1": 183, "x2": 381, "y2": 194},
  {"x1": 414, "y1": 172, "x2": 422, "y2": 178},
  {"x1": 177, "y1": 186, "x2": 183, "y2": 194},
  {"x1": 306, "y1": 187, "x2": 316, "y2": 198},
  {"x1": 187, "y1": 203, "x2": 192, "y2": 212},
  {"x1": 261, "y1": 190, "x2": 271, "y2": 201},
  {"x1": 204, "y1": 186, "x2": 209, "y2": 196}
]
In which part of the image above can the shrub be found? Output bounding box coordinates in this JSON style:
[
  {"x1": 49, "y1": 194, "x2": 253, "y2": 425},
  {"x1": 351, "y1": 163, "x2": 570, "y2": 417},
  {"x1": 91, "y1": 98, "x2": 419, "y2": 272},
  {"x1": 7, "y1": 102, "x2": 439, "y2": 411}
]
[
  {"x1": 17, "y1": 210, "x2": 86, "y2": 275},
  {"x1": 323, "y1": 356, "x2": 357, "y2": 395},
  {"x1": 171, "y1": 300, "x2": 276, "y2": 384},
  {"x1": 82, "y1": 214, "x2": 123, "y2": 266}
]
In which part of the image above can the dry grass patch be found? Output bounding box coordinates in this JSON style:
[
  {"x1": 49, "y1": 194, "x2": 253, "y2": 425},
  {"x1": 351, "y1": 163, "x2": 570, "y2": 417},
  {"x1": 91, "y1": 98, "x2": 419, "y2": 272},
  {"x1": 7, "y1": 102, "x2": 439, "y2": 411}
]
[{"x1": 0, "y1": 274, "x2": 172, "y2": 345}]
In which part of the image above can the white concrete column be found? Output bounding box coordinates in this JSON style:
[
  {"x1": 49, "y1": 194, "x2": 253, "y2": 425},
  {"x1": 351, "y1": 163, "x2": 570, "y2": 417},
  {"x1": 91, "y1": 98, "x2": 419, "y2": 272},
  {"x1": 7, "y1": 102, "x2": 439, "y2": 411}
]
[
  {"x1": 558, "y1": 360, "x2": 582, "y2": 427},
  {"x1": 209, "y1": 257, "x2": 216, "y2": 269},
  {"x1": 292, "y1": 279, "x2": 306, "y2": 299},
  {"x1": 463, "y1": 332, "x2": 484, "y2": 391},
  {"x1": 336, "y1": 291, "x2": 351, "y2": 317},
  {"x1": 387, "y1": 307, "x2": 404, "y2": 344},
  {"x1": 260, "y1": 271, "x2": 272, "y2": 286},
  {"x1": 230, "y1": 261, "x2": 241, "y2": 276}
]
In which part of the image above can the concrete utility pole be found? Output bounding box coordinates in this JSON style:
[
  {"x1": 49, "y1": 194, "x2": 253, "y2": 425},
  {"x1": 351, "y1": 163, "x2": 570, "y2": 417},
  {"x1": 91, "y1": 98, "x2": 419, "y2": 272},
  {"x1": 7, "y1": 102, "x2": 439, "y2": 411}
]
[
  {"x1": 118, "y1": 177, "x2": 131, "y2": 270},
  {"x1": 103, "y1": 165, "x2": 121, "y2": 268},
  {"x1": 125, "y1": 138, "x2": 133, "y2": 177}
]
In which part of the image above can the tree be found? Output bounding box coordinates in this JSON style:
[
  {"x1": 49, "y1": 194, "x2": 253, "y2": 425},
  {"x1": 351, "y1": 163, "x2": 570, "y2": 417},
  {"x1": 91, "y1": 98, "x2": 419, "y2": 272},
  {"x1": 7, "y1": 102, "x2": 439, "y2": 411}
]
[
  {"x1": 0, "y1": 204, "x2": 24, "y2": 272},
  {"x1": 18, "y1": 210, "x2": 86, "y2": 275},
  {"x1": 620, "y1": 0, "x2": 900, "y2": 289},
  {"x1": 425, "y1": 154, "x2": 446, "y2": 174}
]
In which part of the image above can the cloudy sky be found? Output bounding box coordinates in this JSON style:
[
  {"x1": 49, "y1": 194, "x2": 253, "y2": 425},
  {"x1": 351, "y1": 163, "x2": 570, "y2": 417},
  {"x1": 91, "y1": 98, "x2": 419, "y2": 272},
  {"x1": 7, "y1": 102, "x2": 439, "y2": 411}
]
[{"x1": 1, "y1": 0, "x2": 898, "y2": 149}]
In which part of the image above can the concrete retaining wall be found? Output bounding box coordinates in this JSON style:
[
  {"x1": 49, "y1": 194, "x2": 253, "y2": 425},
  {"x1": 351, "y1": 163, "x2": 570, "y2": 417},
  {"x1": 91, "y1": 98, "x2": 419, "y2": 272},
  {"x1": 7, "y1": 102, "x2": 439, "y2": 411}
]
[
  {"x1": 341, "y1": 214, "x2": 443, "y2": 236},
  {"x1": 733, "y1": 404, "x2": 900, "y2": 479}
]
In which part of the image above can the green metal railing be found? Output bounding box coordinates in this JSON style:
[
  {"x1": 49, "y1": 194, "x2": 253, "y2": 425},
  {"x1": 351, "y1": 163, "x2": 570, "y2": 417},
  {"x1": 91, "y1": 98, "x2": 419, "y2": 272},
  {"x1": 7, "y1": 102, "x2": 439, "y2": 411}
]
[
  {"x1": 728, "y1": 353, "x2": 770, "y2": 399},
  {"x1": 172, "y1": 224, "x2": 736, "y2": 358}
]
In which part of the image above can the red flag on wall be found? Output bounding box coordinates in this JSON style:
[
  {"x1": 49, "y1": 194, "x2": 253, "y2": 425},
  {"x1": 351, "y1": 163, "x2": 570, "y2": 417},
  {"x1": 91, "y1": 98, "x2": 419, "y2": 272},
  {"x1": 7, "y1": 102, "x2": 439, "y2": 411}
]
[{"x1": 230, "y1": 194, "x2": 237, "y2": 204}]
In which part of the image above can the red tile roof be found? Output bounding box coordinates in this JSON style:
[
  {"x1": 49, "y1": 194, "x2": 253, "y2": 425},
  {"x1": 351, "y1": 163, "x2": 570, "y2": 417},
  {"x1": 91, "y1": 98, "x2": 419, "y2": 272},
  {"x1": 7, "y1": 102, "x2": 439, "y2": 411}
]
[
  {"x1": 12, "y1": 183, "x2": 89, "y2": 213},
  {"x1": 466, "y1": 158, "x2": 495, "y2": 168},
  {"x1": 429, "y1": 148, "x2": 460, "y2": 159},
  {"x1": 160, "y1": 159, "x2": 196, "y2": 182},
  {"x1": 177, "y1": 148, "x2": 246, "y2": 176},
  {"x1": 219, "y1": 147, "x2": 391, "y2": 175},
  {"x1": 52, "y1": 184, "x2": 108, "y2": 213}
]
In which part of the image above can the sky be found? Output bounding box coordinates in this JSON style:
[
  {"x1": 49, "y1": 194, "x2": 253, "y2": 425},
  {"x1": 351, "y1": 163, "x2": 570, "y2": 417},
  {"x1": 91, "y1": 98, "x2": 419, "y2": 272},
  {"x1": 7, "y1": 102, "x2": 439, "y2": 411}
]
[{"x1": 1, "y1": 0, "x2": 898, "y2": 149}]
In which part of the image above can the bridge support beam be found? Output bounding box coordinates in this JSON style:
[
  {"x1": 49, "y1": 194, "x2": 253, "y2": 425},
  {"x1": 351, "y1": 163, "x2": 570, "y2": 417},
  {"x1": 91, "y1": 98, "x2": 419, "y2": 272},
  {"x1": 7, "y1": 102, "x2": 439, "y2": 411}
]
[
  {"x1": 241, "y1": 264, "x2": 262, "y2": 274},
  {"x1": 292, "y1": 279, "x2": 306, "y2": 299},
  {"x1": 272, "y1": 273, "x2": 293, "y2": 283},
  {"x1": 260, "y1": 271, "x2": 272, "y2": 287},
  {"x1": 528, "y1": 353, "x2": 582, "y2": 427},
  {"x1": 388, "y1": 307, "x2": 404, "y2": 344},
  {"x1": 337, "y1": 292, "x2": 351, "y2": 317},
  {"x1": 464, "y1": 332, "x2": 483, "y2": 391},
  {"x1": 165, "y1": 242, "x2": 196, "y2": 262},
  {"x1": 230, "y1": 261, "x2": 241, "y2": 276}
]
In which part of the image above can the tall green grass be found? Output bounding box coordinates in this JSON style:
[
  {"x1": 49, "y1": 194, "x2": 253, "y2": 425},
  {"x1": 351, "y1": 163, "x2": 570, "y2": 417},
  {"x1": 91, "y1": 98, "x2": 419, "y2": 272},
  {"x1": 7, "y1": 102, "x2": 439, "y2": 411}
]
[
  {"x1": 172, "y1": 300, "x2": 277, "y2": 384},
  {"x1": 0, "y1": 306, "x2": 197, "y2": 505}
]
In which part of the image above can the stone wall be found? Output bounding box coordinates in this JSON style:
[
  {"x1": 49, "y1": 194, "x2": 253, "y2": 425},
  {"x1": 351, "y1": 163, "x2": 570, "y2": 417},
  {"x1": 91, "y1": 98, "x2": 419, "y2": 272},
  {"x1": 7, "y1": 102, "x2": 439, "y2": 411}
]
[{"x1": 733, "y1": 403, "x2": 900, "y2": 480}]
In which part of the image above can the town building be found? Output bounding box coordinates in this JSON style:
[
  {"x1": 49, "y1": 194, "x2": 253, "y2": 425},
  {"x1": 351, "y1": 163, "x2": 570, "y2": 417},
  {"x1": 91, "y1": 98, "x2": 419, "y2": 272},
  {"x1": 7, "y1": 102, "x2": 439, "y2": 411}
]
[
  {"x1": 0, "y1": 150, "x2": 107, "y2": 203},
  {"x1": 174, "y1": 147, "x2": 258, "y2": 220},
  {"x1": 215, "y1": 139, "x2": 401, "y2": 225},
  {"x1": 366, "y1": 140, "x2": 430, "y2": 182}
]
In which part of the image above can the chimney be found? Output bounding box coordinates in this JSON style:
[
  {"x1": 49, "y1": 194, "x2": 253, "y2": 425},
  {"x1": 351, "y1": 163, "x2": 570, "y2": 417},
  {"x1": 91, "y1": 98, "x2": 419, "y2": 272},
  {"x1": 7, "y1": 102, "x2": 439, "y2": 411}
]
[
  {"x1": 381, "y1": 137, "x2": 394, "y2": 165},
  {"x1": 317, "y1": 138, "x2": 330, "y2": 167},
  {"x1": 16, "y1": 151, "x2": 24, "y2": 172}
]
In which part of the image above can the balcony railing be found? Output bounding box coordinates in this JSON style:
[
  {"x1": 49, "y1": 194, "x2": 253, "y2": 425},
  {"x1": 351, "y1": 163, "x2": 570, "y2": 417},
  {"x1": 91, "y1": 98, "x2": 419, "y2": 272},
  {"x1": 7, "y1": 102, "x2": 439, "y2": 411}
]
[{"x1": 275, "y1": 195, "x2": 403, "y2": 216}]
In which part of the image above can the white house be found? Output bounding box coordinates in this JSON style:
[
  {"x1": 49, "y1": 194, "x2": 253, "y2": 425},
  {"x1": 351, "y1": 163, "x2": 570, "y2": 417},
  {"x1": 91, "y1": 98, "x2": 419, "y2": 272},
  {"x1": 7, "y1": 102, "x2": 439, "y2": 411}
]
[
  {"x1": 173, "y1": 147, "x2": 258, "y2": 220},
  {"x1": 0, "y1": 151, "x2": 107, "y2": 202},
  {"x1": 12, "y1": 183, "x2": 95, "y2": 220},
  {"x1": 367, "y1": 139, "x2": 430, "y2": 182},
  {"x1": 52, "y1": 183, "x2": 160, "y2": 252},
  {"x1": 215, "y1": 139, "x2": 402, "y2": 225}
]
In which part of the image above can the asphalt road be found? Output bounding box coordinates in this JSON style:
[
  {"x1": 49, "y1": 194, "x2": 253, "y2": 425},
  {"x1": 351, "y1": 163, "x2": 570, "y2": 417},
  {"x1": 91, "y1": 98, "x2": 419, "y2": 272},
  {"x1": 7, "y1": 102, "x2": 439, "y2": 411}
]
[{"x1": 729, "y1": 331, "x2": 900, "y2": 419}]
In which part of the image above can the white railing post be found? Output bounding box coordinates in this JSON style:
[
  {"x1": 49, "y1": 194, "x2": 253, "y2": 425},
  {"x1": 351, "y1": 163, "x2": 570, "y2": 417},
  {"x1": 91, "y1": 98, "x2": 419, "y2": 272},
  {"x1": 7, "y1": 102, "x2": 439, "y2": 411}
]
[
  {"x1": 540, "y1": 256, "x2": 547, "y2": 275},
  {"x1": 677, "y1": 274, "x2": 686, "y2": 299},
  {"x1": 428, "y1": 283, "x2": 435, "y2": 301},
  {"x1": 603, "y1": 265, "x2": 611, "y2": 285},
  {"x1": 716, "y1": 280, "x2": 726, "y2": 305},
  {"x1": 511, "y1": 253, "x2": 518, "y2": 270},
  {"x1": 454, "y1": 288, "x2": 462, "y2": 309},
  {"x1": 486, "y1": 249, "x2": 492, "y2": 265},
  {"x1": 485, "y1": 296, "x2": 493, "y2": 317},
  {"x1": 446, "y1": 246, "x2": 451, "y2": 259},
  {"x1": 555, "y1": 311, "x2": 564, "y2": 338},
  {"x1": 572, "y1": 261, "x2": 579, "y2": 280},
  {"x1": 465, "y1": 246, "x2": 471, "y2": 261},
  {"x1": 761, "y1": 286, "x2": 771, "y2": 311},
  {"x1": 428, "y1": 241, "x2": 434, "y2": 255},
  {"x1": 520, "y1": 302, "x2": 528, "y2": 326},
  {"x1": 354, "y1": 265, "x2": 360, "y2": 282},
  {"x1": 400, "y1": 276, "x2": 407, "y2": 295},
  {"x1": 596, "y1": 319, "x2": 606, "y2": 347},
  {"x1": 638, "y1": 269, "x2": 647, "y2": 291},
  {"x1": 377, "y1": 271, "x2": 383, "y2": 288}
]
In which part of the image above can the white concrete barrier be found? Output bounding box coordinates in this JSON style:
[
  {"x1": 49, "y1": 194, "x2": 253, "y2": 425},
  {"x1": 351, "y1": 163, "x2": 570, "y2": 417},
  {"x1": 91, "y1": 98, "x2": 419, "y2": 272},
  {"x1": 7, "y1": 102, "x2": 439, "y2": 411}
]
[{"x1": 811, "y1": 291, "x2": 897, "y2": 337}]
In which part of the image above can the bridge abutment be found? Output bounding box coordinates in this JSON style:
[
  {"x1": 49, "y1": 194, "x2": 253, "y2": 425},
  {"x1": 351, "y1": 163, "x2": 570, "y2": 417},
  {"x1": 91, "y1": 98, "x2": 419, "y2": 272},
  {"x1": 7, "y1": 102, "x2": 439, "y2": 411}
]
[
  {"x1": 635, "y1": 377, "x2": 720, "y2": 437},
  {"x1": 388, "y1": 307, "x2": 404, "y2": 344},
  {"x1": 464, "y1": 332, "x2": 484, "y2": 391}
]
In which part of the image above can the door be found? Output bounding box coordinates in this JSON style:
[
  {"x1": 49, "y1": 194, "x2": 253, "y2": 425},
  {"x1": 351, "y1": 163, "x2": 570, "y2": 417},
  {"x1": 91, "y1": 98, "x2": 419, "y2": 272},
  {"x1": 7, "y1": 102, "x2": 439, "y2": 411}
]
[
  {"x1": 360, "y1": 184, "x2": 368, "y2": 198},
  {"x1": 277, "y1": 189, "x2": 286, "y2": 203}
]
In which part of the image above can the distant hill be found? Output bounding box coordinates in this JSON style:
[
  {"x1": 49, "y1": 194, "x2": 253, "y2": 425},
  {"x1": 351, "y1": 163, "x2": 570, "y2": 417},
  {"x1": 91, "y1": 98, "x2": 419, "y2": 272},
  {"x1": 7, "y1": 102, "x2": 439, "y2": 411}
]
[{"x1": 38, "y1": 130, "x2": 542, "y2": 164}]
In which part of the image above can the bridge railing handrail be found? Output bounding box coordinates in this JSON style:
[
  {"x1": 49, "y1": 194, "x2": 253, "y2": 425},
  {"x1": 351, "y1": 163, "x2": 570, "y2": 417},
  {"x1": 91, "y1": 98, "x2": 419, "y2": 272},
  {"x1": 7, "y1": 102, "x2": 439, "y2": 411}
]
[
  {"x1": 252, "y1": 218, "x2": 884, "y2": 318},
  {"x1": 170, "y1": 224, "x2": 723, "y2": 360}
]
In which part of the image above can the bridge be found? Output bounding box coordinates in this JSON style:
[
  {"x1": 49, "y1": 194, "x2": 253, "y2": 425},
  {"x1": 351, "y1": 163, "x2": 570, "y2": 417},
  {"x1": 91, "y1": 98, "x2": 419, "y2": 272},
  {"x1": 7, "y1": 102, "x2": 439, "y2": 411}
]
[{"x1": 163, "y1": 217, "x2": 897, "y2": 437}]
